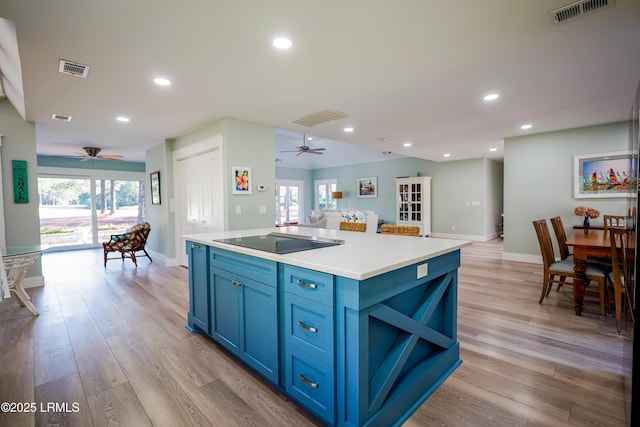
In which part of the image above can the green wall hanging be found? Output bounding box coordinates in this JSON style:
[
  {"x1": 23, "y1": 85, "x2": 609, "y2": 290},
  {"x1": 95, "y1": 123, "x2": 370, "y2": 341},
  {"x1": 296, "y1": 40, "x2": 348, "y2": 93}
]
[{"x1": 12, "y1": 160, "x2": 29, "y2": 203}]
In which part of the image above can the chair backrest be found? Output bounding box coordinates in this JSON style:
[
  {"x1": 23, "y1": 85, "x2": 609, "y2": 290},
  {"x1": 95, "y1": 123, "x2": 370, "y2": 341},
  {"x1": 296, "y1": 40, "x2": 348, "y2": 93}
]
[
  {"x1": 380, "y1": 224, "x2": 420, "y2": 236},
  {"x1": 609, "y1": 227, "x2": 632, "y2": 289},
  {"x1": 532, "y1": 219, "x2": 555, "y2": 268},
  {"x1": 604, "y1": 215, "x2": 626, "y2": 233},
  {"x1": 129, "y1": 222, "x2": 151, "y2": 250},
  {"x1": 550, "y1": 216, "x2": 571, "y2": 260},
  {"x1": 339, "y1": 221, "x2": 366, "y2": 232}
]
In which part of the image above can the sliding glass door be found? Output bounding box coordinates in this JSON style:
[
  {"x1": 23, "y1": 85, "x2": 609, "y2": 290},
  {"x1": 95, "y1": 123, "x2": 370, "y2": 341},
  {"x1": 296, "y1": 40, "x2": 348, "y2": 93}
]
[{"x1": 38, "y1": 175, "x2": 145, "y2": 250}]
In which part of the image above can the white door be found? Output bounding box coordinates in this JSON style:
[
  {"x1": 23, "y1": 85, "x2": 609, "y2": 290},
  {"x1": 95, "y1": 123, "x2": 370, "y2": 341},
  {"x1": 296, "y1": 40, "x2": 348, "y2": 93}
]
[{"x1": 174, "y1": 136, "x2": 224, "y2": 266}]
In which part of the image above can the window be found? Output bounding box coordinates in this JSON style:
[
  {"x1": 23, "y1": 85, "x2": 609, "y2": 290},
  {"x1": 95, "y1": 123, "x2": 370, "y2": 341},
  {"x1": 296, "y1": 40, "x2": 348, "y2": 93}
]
[
  {"x1": 315, "y1": 179, "x2": 338, "y2": 211},
  {"x1": 276, "y1": 180, "x2": 303, "y2": 225}
]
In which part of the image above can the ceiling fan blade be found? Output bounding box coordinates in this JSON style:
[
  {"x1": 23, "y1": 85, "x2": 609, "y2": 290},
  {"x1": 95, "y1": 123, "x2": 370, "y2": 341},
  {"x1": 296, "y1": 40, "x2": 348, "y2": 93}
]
[
  {"x1": 79, "y1": 157, "x2": 92, "y2": 162},
  {"x1": 97, "y1": 155, "x2": 123, "y2": 162},
  {"x1": 280, "y1": 150, "x2": 301, "y2": 153},
  {"x1": 308, "y1": 151, "x2": 324, "y2": 155}
]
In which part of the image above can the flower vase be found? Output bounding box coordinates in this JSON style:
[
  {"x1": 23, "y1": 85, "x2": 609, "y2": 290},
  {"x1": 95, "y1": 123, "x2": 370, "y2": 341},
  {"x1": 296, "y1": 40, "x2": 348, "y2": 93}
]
[{"x1": 583, "y1": 215, "x2": 590, "y2": 227}]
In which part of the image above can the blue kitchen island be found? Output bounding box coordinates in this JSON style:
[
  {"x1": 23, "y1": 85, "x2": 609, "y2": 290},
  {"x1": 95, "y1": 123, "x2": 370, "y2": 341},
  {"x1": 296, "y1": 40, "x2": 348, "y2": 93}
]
[{"x1": 183, "y1": 227, "x2": 470, "y2": 426}]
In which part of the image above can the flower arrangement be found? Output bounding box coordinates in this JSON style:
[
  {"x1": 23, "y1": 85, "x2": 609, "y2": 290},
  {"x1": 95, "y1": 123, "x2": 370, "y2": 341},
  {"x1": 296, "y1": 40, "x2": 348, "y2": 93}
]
[{"x1": 574, "y1": 205, "x2": 600, "y2": 218}]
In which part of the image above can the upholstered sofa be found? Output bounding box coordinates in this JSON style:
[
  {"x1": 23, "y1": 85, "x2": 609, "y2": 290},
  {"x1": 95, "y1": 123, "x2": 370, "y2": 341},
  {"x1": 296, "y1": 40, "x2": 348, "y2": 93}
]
[{"x1": 302, "y1": 209, "x2": 379, "y2": 234}]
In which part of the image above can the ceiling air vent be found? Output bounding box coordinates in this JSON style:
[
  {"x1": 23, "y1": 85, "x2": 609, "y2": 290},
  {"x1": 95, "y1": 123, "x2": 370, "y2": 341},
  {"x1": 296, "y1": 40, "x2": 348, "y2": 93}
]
[
  {"x1": 51, "y1": 113, "x2": 72, "y2": 122},
  {"x1": 58, "y1": 59, "x2": 90, "y2": 78},
  {"x1": 289, "y1": 110, "x2": 348, "y2": 127},
  {"x1": 549, "y1": 0, "x2": 614, "y2": 24}
]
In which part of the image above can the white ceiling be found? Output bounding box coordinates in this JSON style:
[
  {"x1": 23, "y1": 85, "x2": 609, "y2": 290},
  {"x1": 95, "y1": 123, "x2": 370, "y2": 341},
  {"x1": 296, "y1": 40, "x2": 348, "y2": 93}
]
[{"x1": 0, "y1": 1, "x2": 639, "y2": 166}]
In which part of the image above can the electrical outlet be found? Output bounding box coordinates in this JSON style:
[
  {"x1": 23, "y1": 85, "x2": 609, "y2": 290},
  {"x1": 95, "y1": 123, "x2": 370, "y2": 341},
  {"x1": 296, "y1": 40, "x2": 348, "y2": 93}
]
[
  {"x1": 417, "y1": 263, "x2": 428, "y2": 279},
  {"x1": 259, "y1": 205, "x2": 267, "y2": 214}
]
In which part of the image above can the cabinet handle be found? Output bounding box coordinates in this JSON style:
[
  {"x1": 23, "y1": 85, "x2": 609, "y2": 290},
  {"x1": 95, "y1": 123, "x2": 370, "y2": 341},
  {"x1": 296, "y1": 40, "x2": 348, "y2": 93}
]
[
  {"x1": 298, "y1": 374, "x2": 319, "y2": 389},
  {"x1": 232, "y1": 280, "x2": 242, "y2": 287},
  {"x1": 191, "y1": 244, "x2": 201, "y2": 249},
  {"x1": 297, "y1": 320, "x2": 318, "y2": 333},
  {"x1": 297, "y1": 279, "x2": 317, "y2": 289}
]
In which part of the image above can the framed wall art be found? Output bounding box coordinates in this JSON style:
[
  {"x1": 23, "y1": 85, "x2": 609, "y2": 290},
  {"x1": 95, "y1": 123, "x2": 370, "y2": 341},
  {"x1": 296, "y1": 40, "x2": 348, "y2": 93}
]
[
  {"x1": 232, "y1": 166, "x2": 252, "y2": 194},
  {"x1": 150, "y1": 171, "x2": 161, "y2": 204},
  {"x1": 357, "y1": 176, "x2": 377, "y2": 198},
  {"x1": 573, "y1": 151, "x2": 636, "y2": 198}
]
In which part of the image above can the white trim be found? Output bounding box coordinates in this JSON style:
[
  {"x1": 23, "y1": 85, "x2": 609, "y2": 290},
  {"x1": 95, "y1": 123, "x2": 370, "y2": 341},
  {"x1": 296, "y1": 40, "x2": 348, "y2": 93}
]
[
  {"x1": 0, "y1": 135, "x2": 6, "y2": 250},
  {"x1": 502, "y1": 252, "x2": 541, "y2": 264},
  {"x1": 38, "y1": 166, "x2": 145, "y2": 180},
  {"x1": 430, "y1": 232, "x2": 499, "y2": 241},
  {"x1": 23, "y1": 275, "x2": 45, "y2": 289}
]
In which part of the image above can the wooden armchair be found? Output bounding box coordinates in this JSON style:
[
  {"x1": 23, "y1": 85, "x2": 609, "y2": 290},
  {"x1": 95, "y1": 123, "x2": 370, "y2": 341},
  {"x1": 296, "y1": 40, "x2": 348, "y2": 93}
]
[{"x1": 103, "y1": 222, "x2": 152, "y2": 267}]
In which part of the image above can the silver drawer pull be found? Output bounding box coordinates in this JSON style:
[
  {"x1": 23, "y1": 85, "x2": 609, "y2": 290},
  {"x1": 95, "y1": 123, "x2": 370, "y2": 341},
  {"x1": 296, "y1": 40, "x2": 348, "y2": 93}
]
[
  {"x1": 297, "y1": 320, "x2": 318, "y2": 333},
  {"x1": 297, "y1": 279, "x2": 318, "y2": 289},
  {"x1": 192, "y1": 244, "x2": 201, "y2": 249},
  {"x1": 232, "y1": 280, "x2": 242, "y2": 287},
  {"x1": 298, "y1": 374, "x2": 319, "y2": 389}
]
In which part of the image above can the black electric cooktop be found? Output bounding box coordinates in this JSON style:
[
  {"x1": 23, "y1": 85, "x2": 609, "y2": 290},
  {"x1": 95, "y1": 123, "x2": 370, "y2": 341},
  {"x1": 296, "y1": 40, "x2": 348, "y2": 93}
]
[{"x1": 213, "y1": 232, "x2": 344, "y2": 255}]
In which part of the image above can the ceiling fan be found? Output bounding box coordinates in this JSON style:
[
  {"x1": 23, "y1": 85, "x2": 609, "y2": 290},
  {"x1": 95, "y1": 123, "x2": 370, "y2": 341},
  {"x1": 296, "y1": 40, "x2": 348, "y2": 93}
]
[
  {"x1": 281, "y1": 135, "x2": 325, "y2": 156},
  {"x1": 75, "y1": 146, "x2": 124, "y2": 162}
]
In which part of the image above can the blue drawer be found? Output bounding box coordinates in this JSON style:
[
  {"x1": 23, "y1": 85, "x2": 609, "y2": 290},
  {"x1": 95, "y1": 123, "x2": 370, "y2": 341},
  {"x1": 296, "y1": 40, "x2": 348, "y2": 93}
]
[
  {"x1": 284, "y1": 293, "x2": 333, "y2": 364},
  {"x1": 210, "y1": 248, "x2": 277, "y2": 286},
  {"x1": 285, "y1": 347, "x2": 334, "y2": 424},
  {"x1": 283, "y1": 265, "x2": 334, "y2": 306}
]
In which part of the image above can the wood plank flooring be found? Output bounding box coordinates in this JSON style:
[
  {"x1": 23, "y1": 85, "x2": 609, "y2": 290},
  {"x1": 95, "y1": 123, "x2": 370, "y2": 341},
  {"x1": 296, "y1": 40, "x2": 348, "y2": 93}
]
[{"x1": 0, "y1": 240, "x2": 633, "y2": 426}]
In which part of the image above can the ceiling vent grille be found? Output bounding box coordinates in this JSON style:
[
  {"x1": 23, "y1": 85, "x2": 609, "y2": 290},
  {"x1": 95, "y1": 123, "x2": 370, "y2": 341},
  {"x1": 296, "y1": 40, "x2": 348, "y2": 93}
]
[
  {"x1": 58, "y1": 59, "x2": 90, "y2": 78},
  {"x1": 289, "y1": 110, "x2": 348, "y2": 127},
  {"x1": 51, "y1": 113, "x2": 72, "y2": 121},
  {"x1": 549, "y1": 0, "x2": 614, "y2": 24}
]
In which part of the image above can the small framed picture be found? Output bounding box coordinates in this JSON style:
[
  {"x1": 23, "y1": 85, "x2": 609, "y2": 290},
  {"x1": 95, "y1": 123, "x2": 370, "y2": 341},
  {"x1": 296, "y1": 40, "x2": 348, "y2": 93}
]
[
  {"x1": 232, "y1": 166, "x2": 252, "y2": 194},
  {"x1": 150, "y1": 171, "x2": 161, "y2": 204},
  {"x1": 357, "y1": 177, "x2": 377, "y2": 198}
]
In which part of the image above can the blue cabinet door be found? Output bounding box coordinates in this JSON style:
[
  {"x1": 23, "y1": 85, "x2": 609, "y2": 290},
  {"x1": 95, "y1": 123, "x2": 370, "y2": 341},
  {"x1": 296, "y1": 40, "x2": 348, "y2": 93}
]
[
  {"x1": 186, "y1": 241, "x2": 209, "y2": 333},
  {"x1": 240, "y1": 277, "x2": 278, "y2": 384},
  {"x1": 210, "y1": 267, "x2": 240, "y2": 353}
]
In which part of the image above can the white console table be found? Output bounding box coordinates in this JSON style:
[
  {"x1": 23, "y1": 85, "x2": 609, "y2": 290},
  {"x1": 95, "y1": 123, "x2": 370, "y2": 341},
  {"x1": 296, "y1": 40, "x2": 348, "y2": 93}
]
[{"x1": 2, "y1": 246, "x2": 41, "y2": 316}]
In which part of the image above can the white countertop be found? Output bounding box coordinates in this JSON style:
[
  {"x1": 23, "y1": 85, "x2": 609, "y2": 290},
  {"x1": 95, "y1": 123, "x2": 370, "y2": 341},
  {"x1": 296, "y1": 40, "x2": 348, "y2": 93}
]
[{"x1": 183, "y1": 227, "x2": 471, "y2": 281}]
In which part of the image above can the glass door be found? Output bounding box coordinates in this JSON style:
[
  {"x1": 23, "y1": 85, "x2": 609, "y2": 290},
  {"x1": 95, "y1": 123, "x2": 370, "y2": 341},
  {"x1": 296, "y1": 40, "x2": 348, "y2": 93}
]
[
  {"x1": 276, "y1": 180, "x2": 303, "y2": 225},
  {"x1": 38, "y1": 176, "x2": 145, "y2": 250}
]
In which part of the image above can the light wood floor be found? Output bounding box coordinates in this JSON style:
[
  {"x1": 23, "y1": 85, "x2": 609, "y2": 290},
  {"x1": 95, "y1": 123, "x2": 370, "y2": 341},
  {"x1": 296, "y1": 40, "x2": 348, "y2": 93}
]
[{"x1": 0, "y1": 240, "x2": 633, "y2": 426}]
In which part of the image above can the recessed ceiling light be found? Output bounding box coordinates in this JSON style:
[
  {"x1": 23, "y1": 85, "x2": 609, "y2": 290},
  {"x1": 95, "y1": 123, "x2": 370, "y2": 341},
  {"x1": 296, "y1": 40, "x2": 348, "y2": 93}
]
[
  {"x1": 403, "y1": 142, "x2": 412, "y2": 147},
  {"x1": 344, "y1": 127, "x2": 354, "y2": 132},
  {"x1": 489, "y1": 148, "x2": 497, "y2": 152},
  {"x1": 153, "y1": 77, "x2": 171, "y2": 86},
  {"x1": 116, "y1": 116, "x2": 130, "y2": 122},
  {"x1": 483, "y1": 93, "x2": 499, "y2": 101},
  {"x1": 521, "y1": 124, "x2": 533, "y2": 130},
  {"x1": 307, "y1": 136, "x2": 313, "y2": 140},
  {"x1": 443, "y1": 153, "x2": 451, "y2": 158},
  {"x1": 273, "y1": 37, "x2": 292, "y2": 49}
]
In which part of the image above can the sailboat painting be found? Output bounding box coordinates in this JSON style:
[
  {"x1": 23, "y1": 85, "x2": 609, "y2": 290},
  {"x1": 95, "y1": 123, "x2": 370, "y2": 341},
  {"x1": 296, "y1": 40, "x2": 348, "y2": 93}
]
[{"x1": 574, "y1": 151, "x2": 637, "y2": 198}]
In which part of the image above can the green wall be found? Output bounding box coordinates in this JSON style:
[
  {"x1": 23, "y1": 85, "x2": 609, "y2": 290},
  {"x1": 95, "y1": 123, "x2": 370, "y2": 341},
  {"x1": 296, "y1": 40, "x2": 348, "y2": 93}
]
[
  {"x1": 0, "y1": 98, "x2": 42, "y2": 279},
  {"x1": 504, "y1": 121, "x2": 630, "y2": 261}
]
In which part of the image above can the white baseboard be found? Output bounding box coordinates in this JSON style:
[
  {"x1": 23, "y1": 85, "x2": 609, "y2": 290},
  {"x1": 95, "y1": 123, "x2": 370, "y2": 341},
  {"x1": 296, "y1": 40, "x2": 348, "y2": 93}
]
[
  {"x1": 165, "y1": 257, "x2": 182, "y2": 267},
  {"x1": 430, "y1": 232, "x2": 499, "y2": 241},
  {"x1": 23, "y1": 275, "x2": 45, "y2": 289},
  {"x1": 502, "y1": 252, "x2": 541, "y2": 264}
]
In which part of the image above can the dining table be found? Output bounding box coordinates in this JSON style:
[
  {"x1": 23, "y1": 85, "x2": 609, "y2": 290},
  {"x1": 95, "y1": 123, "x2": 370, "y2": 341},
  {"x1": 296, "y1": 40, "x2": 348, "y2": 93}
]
[{"x1": 565, "y1": 228, "x2": 612, "y2": 316}]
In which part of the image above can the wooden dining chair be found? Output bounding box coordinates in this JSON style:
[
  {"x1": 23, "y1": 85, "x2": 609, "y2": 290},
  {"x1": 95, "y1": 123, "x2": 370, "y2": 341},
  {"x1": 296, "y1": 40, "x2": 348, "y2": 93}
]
[
  {"x1": 380, "y1": 224, "x2": 420, "y2": 236},
  {"x1": 608, "y1": 227, "x2": 635, "y2": 334},
  {"x1": 603, "y1": 215, "x2": 627, "y2": 233},
  {"x1": 339, "y1": 221, "x2": 367, "y2": 232},
  {"x1": 550, "y1": 216, "x2": 572, "y2": 261},
  {"x1": 532, "y1": 219, "x2": 608, "y2": 316}
]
